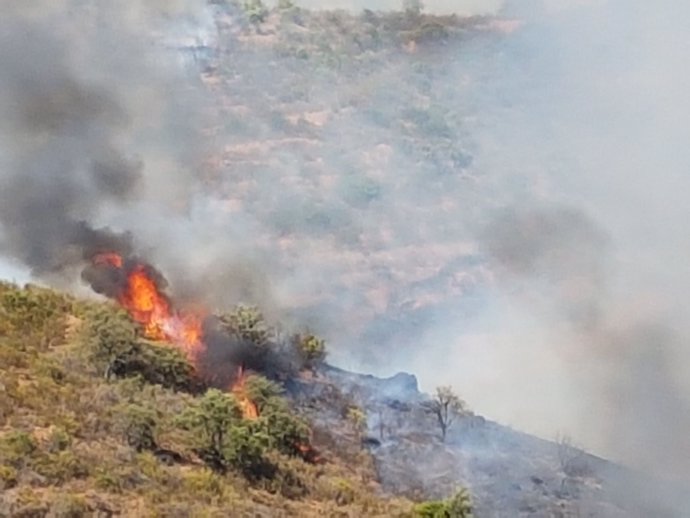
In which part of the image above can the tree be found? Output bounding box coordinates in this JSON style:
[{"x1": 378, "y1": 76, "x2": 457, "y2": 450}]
[
  {"x1": 177, "y1": 389, "x2": 274, "y2": 478},
  {"x1": 243, "y1": 0, "x2": 268, "y2": 24},
  {"x1": 424, "y1": 386, "x2": 465, "y2": 442},
  {"x1": 243, "y1": 375, "x2": 310, "y2": 456},
  {"x1": 178, "y1": 388, "x2": 243, "y2": 468},
  {"x1": 292, "y1": 333, "x2": 326, "y2": 370}
]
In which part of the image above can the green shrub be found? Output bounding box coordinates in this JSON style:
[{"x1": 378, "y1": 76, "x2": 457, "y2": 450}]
[
  {"x1": 413, "y1": 488, "x2": 473, "y2": 518},
  {"x1": 32, "y1": 450, "x2": 89, "y2": 483},
  {"x1": 81, "y1": 306, "x2": 199, "y2": 391},
  {"x1": 0, "y1": 431, "x2": 36, "y2": 468},
  {"x1": 0, "y1": 285, "x2": 71, "y2": 348},
  {"x1": 243, "y1": 375, "x2": 310, "y2": 457},
  {"x1": 243, "y1": 0, "x2": 268, "y2": 24},
  {"x1": 219, "y1": 306, "x2": 271, "y2": 348},
  {"x1": 181, "y1": 468, "x2": 227, "y2": 501},
  {"x1": 346, "y1": 406, "x2": 367, "y2": 436},
  {"x1": 47, "y1": 426, "x2": 72, "y2": 453},
  {"x1": 340, "y1": 175, "x2": 382, "y2": 207},
  {"x1": 177, "y1": 389, "x2": 246, "y2": 469},
  {"x1": 121, "y1": 403, "x2": 158, "y2": 452},
  {"x1": 0, "y1": 464, "x2": 18, "y2": 489},
  {"x1": 81, "y1": 306, "x2": 138, "y2": 380},
  {"x1": 124, "y1": 341, "x2": 200, "y2": 393}
]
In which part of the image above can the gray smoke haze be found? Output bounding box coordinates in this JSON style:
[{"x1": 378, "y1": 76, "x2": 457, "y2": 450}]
[
  {"x1": 2, "y1": 0, "x2": 689, "y2": 505},
  {"x1": 0, "y1": 1, "x2": 208, "y2": 289},
  {"x1": 397, "y1": 0, "x2": 690, "y2": 488},
  {"x1": 269, "y1": 0, "x2": 501, "y2": 14}
]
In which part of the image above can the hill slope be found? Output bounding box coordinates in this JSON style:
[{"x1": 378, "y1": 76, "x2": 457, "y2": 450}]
[{"x1": 0, "y1": 282, "x2": 416, "y2": 517}]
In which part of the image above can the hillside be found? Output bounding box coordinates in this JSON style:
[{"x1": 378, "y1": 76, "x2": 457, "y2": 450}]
[
  {"x1": 0, "y1": 282, "x2": 418, "y2": 517},
  {"x1": 0, "y1": 282, "x2": 684, "y2": 518},
  {"x1": 1, "y1": 1, "x2": 690, "y2": 517}
]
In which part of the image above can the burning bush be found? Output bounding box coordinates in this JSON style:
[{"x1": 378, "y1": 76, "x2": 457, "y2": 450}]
[
  {"x1": 177, "y1": 388, "x2": 274, "y2": 478},
  {"x1": 177, "y1": 373, "x2": 314, "y2": 479}
]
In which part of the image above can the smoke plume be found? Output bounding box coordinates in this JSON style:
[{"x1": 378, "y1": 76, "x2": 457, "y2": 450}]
[
  {"x1": 1, "y1": 0, "x2": 689, "y2": 502},
  {"x1": 0, "y1": 1, "x2": 205, "y2": 286}
]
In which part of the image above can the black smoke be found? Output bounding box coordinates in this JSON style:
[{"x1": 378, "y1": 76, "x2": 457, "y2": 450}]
[{"x1": 0, "y1": 18, "x2": 140, "y2": 276}]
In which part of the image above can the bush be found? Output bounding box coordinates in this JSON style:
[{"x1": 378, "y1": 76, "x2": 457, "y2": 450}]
[
  {"x1": 177, "y1": 389, "x2": 266, "y2": 474},
  {"x1": 0, "y1": 464, "x2": 18, "y2": 489},
  {"x1": 243, "y1": 375, "x2": 310, "y2": 457},
  {"x1": 0, "y1": 284, "x2": 72, "y2": 348},
  {"x1": 0, "y1": 431, "x2": 36, "y2": 468},
  {"x1": 413, "y1": 488, "x2": 473, "y2": 518},
  {"x1": 243, "y1": 0, "x2": 268, "y2": 24},
  {"x1": 121, "y1": 403, "x2": 158, "y2": 452},
  {"x1": 122, "y1": 341, "x2": 200, "y2": 393},
  {"x1": 81, "y1": 306, "x2": 138, "y2": 380},
  {"x1": 340, "y1": 175, "x2": 382, "y2": 207},
  {"x1": 346, "y1": 406, "x2": 367, "y2": 436},
  {"x1": 32, "y1": 450, "x2": 89, "y2": 483},
  {"x1": 81, "y1": 306, "x2": 199, "y2": 391}
]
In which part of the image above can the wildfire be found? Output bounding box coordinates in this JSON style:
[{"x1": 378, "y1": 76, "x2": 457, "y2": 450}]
[
  {"x1": 231, "y1": 366, "x2": 259, "y2": 420},
  {"x1": 89, "y1": 253, "x2": 320, "y2": 462},
  {"x1": 92, "y1": 252, "x2": 203, "y2": 358}
]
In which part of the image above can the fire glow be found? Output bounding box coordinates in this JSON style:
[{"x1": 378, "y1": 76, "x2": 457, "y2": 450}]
[
  {"x1": 232, "y1": 366, "x2": 259, "y2": 420},
  {"x1": 93, "y1": 252, "x2": 203, "y2": 359},
  {"x1": 89, "y1": 252, "x2": 321, "y2": 463}
]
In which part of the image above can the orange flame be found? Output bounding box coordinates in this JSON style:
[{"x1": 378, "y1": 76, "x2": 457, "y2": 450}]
[
  {"x1": 91, "y1": 253, "x2": 320, "y2": 460},
  {"x1": 231, "y1": 366, "x2": 259, "y2": 420},
  {"x1": 294, "y1": 440, "x2": 322, "y2": 464},
  {"x1": 93, "y1": 252, "x2": 203, "y2": 359}
]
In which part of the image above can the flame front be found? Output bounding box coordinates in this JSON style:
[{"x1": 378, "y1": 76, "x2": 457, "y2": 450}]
[
  {"x1": 91, "y1": 253, "x2": 317, "y2": 460},
  {"x1": 93, "y1": 252, "x2": 203, "y2": 359},
  {"x1": 232, "y1": 366, "x2": 259, "y2": 420}
]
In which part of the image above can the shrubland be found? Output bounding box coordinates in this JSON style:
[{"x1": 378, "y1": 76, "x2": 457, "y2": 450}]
[{"x1": 0, "y1": 282, "x2": 470, "y2": 516}]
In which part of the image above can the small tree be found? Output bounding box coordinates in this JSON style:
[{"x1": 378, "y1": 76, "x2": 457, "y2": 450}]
[
  {"x1": 556, "y1": 434, "x2": 591, "y2": 494},
  {"x1": 219, "y1": 305, "x2": 271, "y2": 348},
  {"x1": 424, "y1": 386, "x2": 465, "y2": 442},
  {"x1": 178, "y1": 389, "x2": 275, "y2": 478},
  {"x1": 178, "y1": 389, "x2": 243, "y2": 469},
  {"x1": 346, "y1": 406, "x2": 367, "y2": 438},
  {"x1": 293, "y1": 333, "x2": 326, "y2": 370},
  {"x1": 244, "y1": 375, "x2": 310, "y2": 456}
]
